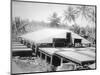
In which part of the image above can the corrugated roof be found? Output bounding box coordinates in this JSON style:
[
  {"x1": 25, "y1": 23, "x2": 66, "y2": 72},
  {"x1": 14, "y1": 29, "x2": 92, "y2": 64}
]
[
  {"x1": 59, "y1": 48, "x2": 76, "y2": 51},
  {"x1": 55, "y1": 51, "x2": 95, "y2": 64},
  {"x1": 87, "y1": 47, "x2": 95, "y2": 50},
  {"x1": 12, "y1": 43, "x2": 24, "y2": 46},
  {"x1": 39, "y1": 48, "x2": 76, "y2": 55},
  {"x1": 12, "y1": 48, "x2": 32, "y2": 51},
  {"x1": 39, "y1": 48, "x2": 59, "y2": 55},
  {"x1": 19, "y1": 28, "x2": 91, "y2": 44},
  {"x1": 12, "y1": 42, "x2": 21, "y2": 44},
  {"x1": 76, "y1": 50, "x2": 95, "y2": 58},
  {"x1": 12, "y1": 45, "x2": 27, "y2": 49}
]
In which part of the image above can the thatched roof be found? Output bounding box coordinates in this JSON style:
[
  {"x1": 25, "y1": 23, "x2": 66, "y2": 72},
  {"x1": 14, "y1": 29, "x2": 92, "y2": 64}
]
[{"x1": 19, "y1": 28, "x2": 91, "y2": 44}]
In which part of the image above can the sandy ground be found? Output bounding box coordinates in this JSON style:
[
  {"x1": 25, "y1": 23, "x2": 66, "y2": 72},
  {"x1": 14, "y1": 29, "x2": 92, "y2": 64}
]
[
  {"x1": 12, "y1": 56, "x2": 76, "y2": 74},
  {"x1": 12, "y1": 56, "x2": 52, "y2": 74}
]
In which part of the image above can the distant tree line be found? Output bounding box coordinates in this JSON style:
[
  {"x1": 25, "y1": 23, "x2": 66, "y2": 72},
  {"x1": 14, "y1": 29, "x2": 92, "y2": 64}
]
[
  {"x1": 12, "y1": 5, "x2": 96, "y2": 43},
  {"x1": 12, "y1": 17, "x2": 49, "y2": 36}
]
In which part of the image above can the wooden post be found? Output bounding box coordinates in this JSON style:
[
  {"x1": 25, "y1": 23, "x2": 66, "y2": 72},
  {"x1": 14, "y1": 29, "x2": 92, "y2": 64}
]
[
  {"x1": 40, "y1": 52, "x2": 42, "y2": 59},
  {"x1": 74, "y1": 64, "x2": 77, "y2": 70},
  {"x1": 60, "y1": 58, "x2": 63, "y2": 66},
  {"x1": 45, "y1": 54, "x2": 47, "y2": 62},
  {"x1": 30, "y1": 42, "x2": 33, "y2": 49},
  {"x1": 50, "y1": 56, "x2": 53, "y2": 65},
  {"x1": 53, "y1": 42, "x2": 55, "y2": 48},
  {"x1": 34, "y1": 43, "x2": 37, "y2": 55}
]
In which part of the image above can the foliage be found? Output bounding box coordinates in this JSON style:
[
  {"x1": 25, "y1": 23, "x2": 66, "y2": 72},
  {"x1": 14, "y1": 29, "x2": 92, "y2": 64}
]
[
  {"x1": 63, "y1": 5, "x2": 96, "y2": 43},
  {"x1": 12, "y1": 17, "x2": 50, "y2": 36},
  {"x1": 70, "y1": 24, "x2": 80, "y2": 34},
  {"x1": 48, "y1": 12, "x2": 60, "y2": 27},
  {"x1": 12, "y1": 17, "x2": 29, "y2": 36},
  {"x1": 63, "y1": 6, "x2": 79, "y2": 25},
  {"x1": 77, "y1": 6, "x2": 90, "y2": 19},
  {"x1": 70, "y1": 25, "x2": 95, "y2": 43}
]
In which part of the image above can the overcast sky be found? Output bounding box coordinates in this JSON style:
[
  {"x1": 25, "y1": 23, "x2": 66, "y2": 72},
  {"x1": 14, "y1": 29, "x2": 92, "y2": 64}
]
[
  {"x1": 12, "y1": 1, "x2": 95, "y2": 27},
  {"x1": 12, "y1": 1, "x2": 68, "y2": 22}
]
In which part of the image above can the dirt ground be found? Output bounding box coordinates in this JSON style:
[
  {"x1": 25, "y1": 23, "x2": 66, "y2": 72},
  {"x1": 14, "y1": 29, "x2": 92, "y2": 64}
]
[{"x1": 12, "y1": 56, "x2": 53, "y2": 74}]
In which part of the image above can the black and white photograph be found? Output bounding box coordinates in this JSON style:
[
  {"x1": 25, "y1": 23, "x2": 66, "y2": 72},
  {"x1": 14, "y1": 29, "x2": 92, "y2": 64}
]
[{"x1": 11, "y1": 0, "x2": 96, "y2": 74}]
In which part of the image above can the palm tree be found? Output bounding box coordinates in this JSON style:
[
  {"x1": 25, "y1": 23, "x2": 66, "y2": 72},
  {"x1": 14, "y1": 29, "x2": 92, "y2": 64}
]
[
  {"x1": 76, "y1": 5, "x2": 94, "y2": 21},
  {"x1": 76, "y1": 6, "x2": 96, "y2": 43},
  {"x1": 49, "y1": 12, "x2": 60, "y2": 27},
  {"x1": 63, "y1": 6, "x2": 79, "y2": 25},
  {"x1": 14, "y1": 17, "x2": 21, "y2": 35},
  {"x1": 88, "y1": 7, "x2": 95, "y2": 23},
  {"x1": 14, "y1": 17, "x2": 29, "y2": 35},
  {"x1": 75, "y1": 6, "x2": 95, "y2": 36}
]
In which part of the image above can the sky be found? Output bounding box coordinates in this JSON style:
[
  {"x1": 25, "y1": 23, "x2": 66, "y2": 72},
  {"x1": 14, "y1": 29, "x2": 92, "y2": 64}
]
[
  {"x1": 12, "y1": 1, "x2": 68, "y2": 22},
  {"x1": 12, "y1": 1, "x2": 95, "y2": 27}
]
